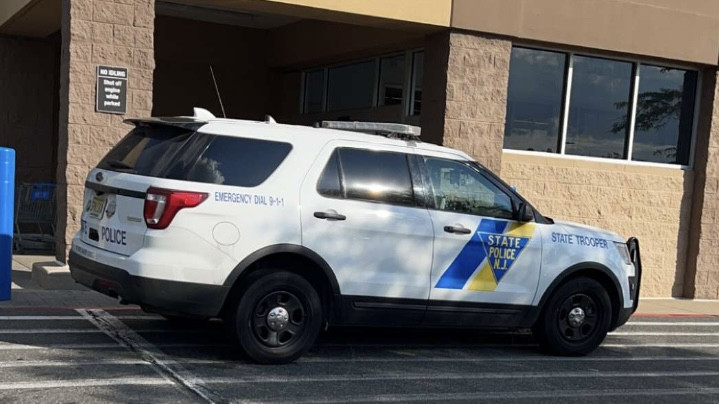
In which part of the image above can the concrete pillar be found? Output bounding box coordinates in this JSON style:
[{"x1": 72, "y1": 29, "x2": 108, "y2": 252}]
[
  {"x1": 421, "y1": 30, "x2": 511, "y2": 174},
  {"x1": 685, "y1": 68, "x2": 719, "y2": 299},
  {"x1": 55, "y1": 0, "x2": 155, "y2": 261}
]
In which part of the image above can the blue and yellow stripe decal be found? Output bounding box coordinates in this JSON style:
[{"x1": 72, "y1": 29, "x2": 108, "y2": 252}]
[{"x1": 435, "y1": 219, "x2": 535, "y2": 291}]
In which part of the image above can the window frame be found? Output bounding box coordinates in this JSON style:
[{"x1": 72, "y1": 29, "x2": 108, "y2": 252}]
[
  {"x1": 504, "y1": 45, "x2": 702, "y2": 169},
  {"x1": 300, "y1": 49, "x2": 424, "y2": 117}
]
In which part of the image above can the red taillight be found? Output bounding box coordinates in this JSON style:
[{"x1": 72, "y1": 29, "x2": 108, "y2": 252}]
[{"x1": 144, "y1": 187, "x2": 208, "y2": 229}]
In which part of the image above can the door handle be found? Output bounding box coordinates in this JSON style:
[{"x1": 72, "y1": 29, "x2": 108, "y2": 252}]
[
  {"x1": 444, "y1": 225, "x2": 471, "y2": 234},
  {"x1": 314, "y1": 210, "x2": 346, "y2": 221}
]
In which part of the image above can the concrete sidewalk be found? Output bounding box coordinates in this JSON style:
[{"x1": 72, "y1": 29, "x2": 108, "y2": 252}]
[{"x1": 4, "y1": 254, "x2": 719, "y2": 315}]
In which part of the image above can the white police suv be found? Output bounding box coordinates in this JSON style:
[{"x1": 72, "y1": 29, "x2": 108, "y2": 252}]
[{"x1": 69, "y1": 108, "x2": 641, "y2": 364}]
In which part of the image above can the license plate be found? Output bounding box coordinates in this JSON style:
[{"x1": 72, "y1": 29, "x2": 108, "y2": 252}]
[{"x1": 88, "y1": 196, "x2": 107, "y2": 219}]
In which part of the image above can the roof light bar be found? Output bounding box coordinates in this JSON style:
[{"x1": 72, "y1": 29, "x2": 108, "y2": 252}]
[{"x1": 321, "y1": 121, "x2": 421, "y2": 139}]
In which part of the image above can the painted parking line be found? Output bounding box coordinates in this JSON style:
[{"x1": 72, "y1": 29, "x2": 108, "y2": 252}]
[
  {"x1": 609, "y1": 332, "x2": 719, "y2": 336},
  {"x1": 0, "y1": 328, "x2": 210, "y2": 334},
  {"x1": 298, "y1": 355, "x2": 719, "y2": 363},
  {"x1": 0, "y1": 342, "x2": 224, "y2": 351},
  {"x1": 0, "y1": 315, "x2": 160, "y2": 321},
  {"x1": 625, "y1": 321, "x2": 719, "y2": 326},
  {"x1": 77, "y1": 308, "x2": 224, "y2": 404},
  {"x1": 194, "y1": 370, "x2": 719, "y2": 384},
  {"x1": 0, "y1": 378, "x2": 170, "y2": 391},
  {"x1": 257, "y1": 388, "x2": 719, "y2": 404}
]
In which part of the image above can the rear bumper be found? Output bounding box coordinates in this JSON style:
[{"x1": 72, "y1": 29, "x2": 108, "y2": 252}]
[{"x1": 69, "y1": 250, "x2": 230, "y2": 318}]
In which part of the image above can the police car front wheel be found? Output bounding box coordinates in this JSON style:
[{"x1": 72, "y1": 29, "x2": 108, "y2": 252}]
[
  {"x1": 227, "y1": 270, "x2": 323, "y2": 364},
  {"x1": 534, "y1": 277, "x2": 612, "y2": 356}
]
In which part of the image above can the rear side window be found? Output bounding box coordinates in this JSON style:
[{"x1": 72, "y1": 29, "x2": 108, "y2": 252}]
[
  {"x1": 179, "y1": 136, "x2": 292, "y2": 187},
  {"x1": 98, "y1": 125, "x2": 292, "y2": 187},
  {"x1": 317, "y1": 148, "x2": 415, "y2": 206}
]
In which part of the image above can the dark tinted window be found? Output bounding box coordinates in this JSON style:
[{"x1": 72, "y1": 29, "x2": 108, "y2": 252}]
[
  {"x1": 631, "y1": 66, "x2": 697, "y2": 165},
  {"x1": 179, "y1": 136, "x2": 292, "y2": 187},
  {"x1": 410, "y1": 51, "x2": 423, "y2": 116},
  {"x1": 423, "y1": 157, "x2": 514, "y2": 219},
  {"x1": 303, "y1": 69, "x2": 325, "y2": 113},
  {"x1": 504, "y1": 48, "x2": 566, "y2": 153},
  {"x1": 339, "y1": 148, "x2": 414, "y2": 206},
  {"x1": 98, "y1": 126, "x2": 193, "y2": 176},
  {"x1": 317, "y1": 151, "x2": 342, "y2": 197},
  {"x1": 379, "y1": 55, "x2": 405, "y2": 106},
  {"x1": 566, "y1": 56, "x2": 633, "y2": 159},
  {"x1": 327, "y1": 61, "x2": 376, "y2": 111}
]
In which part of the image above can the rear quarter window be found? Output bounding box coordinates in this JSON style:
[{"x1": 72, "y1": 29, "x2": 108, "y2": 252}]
[
  {"x1": 178, "y1": 136, "x2": 292, "y2": 187},
  {"x1": 98, "y1": 125, "x2": 292, "y2": 187}
]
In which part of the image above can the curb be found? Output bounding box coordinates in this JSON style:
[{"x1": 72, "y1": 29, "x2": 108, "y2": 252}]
[{"x1": 31, "y1": 261, "x2": 85, "y2": 290}]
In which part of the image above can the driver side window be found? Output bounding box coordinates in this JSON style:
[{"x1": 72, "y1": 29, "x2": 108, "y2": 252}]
[{"x1": 423, "y1": 157, "x2": 514, "y2": 219}]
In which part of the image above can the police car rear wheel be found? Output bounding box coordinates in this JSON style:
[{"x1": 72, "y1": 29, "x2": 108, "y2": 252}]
[
  {"x1": 534, "y1": 277, "x2": 611, "y2": 356},
  {"x1": 229, "y1": 270, "x2": 322, "y2": 364}
]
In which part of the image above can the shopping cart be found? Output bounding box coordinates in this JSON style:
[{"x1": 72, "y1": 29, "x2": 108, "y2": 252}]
[{"x1": 13, "y1": 183, "x2": 56, "y2": 253}]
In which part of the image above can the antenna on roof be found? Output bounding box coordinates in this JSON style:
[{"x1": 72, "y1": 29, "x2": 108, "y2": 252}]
[
  {"x1": 265, "y1": 115, "x2": 277, "y2": 124},
  {"x1": 209, "y1": 65, "x2": 226, "y2": 118}
]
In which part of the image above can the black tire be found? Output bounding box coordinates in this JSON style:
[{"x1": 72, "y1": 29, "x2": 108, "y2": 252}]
[
  {"x1": 533, "y1": 277, "x2": 612, "y2": 356},
  {"x1": 226, "y1": 270, "x2": 322, "y2": 364}
]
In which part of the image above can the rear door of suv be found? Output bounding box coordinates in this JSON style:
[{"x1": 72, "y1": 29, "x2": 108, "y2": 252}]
[
  {"x1": 80, "y1": 123, "x2": 199, "y2": 257},
  {"x1": 300, "y1": 141, "x2": 434, "y2": 325}
]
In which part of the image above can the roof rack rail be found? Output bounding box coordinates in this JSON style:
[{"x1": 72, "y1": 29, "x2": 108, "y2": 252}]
[{"x1": 321, "y1": 121, "x2": 421, "y2": 140}]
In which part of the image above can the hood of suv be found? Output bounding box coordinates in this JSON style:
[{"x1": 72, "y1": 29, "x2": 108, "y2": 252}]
[{"x1": 552, "y1": 220, "x2": 623, "y2": 243}]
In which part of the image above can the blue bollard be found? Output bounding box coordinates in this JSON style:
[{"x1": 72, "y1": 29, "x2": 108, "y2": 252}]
[{"x1": 0, "y1": 147, "x2": 14, "y2": 301}]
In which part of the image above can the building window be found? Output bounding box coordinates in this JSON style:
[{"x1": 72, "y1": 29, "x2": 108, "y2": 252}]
[
  {"x1": 327, "y1": 61, "x2": 377, "y2": 112},
  {"x1": 566, "y1": 56, "x2": 633, "y2": 159},
  {"x1": 409, "y1": 51, "x2": 424, "y2": 116},
  {"x1": 303, "y1": 69, "x2": 325, "y2": 114},
  {"x1": 504, "y1": 48, "x2": 566, "y2": 153},
  {"x1": 379, "y1": 55, "x2": 405, "y2": 106},
  {"x1": 301, "y1": 49, "x2": 423, "y2": 116},
  {"x1": 631, "y1": 66, "x2": 697, "y2": 165},
  {"x1": 504, "y1": 46, "x2": 699, "y2": 166}
]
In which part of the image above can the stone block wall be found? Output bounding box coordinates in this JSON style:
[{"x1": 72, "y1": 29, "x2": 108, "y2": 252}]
[
  {"x1": 502, "y1": 153, "x2": 693, "y2": 297},
  {"x1": 55, "y1": 0, "x2": 155, "y2": 261},
  {"x1": 441, "y1": 32, "x2": 511, "y2": 175},
  {"x1": 0, "y1": 35, "x2": 58, "y2": 184},
  {"x1": 685, "y1": 69, "x2": 719, "y2": 299}
]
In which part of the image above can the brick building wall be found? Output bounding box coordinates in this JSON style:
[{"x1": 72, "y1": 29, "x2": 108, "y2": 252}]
[
  {"x1": 0, "y1": 35, "x2": 58, "y2": 184},
  {"x1": 55, "y1": 0, "x2": 155, "y2": 261},
  {"x1": 501, "y1": 153, "x2": 693, "y2": 297}
]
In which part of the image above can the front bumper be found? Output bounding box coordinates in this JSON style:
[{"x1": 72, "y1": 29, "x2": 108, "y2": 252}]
[
  {"x1": 69, "y1": 250, "x2": 230, "y2": 318},
  {"x1": 614, "y1": 237, "x2": 642, "y2": 328}
]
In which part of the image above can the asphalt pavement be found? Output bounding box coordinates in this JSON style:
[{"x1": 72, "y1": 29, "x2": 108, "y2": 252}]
[
  {"x1": 3, "y1": 254, "x2": 719, "y2": 403},
  {"x1": 0, "y1": 304, "x2": 717, "y2": 403}
]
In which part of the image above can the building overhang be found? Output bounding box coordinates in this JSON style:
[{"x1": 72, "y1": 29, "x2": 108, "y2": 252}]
[{"x1": 0, "y1": 0, "x2": 60, "y2": 38}]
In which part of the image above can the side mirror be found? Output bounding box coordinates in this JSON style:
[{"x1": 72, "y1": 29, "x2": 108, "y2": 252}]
[{"x1": 516, "y1": 202, "x2": 534, "y2": 222}]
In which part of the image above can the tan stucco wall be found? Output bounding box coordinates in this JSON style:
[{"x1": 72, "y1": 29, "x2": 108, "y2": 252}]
[
  {"x1": 165, "y1": 0, "x2": 451, "y2": 28},
  {"x1": 501, "y1": 153, "x2": 693, "y2": 297},
  {"x1": 452, "y1": 0, "x2": 719, "y2": 65}
]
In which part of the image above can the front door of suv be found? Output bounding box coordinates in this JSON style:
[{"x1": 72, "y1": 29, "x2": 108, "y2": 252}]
[
  {"x1": 419, "y1": 155, "x2": 542, "y2": 321},
  {"x1": 300, "y1": 142, "x2": 434, "y2": 325}
]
